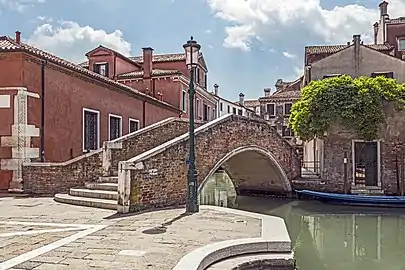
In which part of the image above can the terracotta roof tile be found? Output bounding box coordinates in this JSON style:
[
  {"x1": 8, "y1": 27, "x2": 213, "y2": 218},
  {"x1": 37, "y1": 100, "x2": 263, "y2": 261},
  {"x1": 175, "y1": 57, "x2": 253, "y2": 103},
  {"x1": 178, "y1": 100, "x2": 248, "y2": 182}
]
[
  {"x1": 244, "y1": 99, "x2": 260, "y2": 107},
  {"x1": 0, "y1": 36, "x2": 178, "y2": 111},
  {"x1": 387, "y1": 17, "x2": 405, "y2": 24},
  {"x1": 118, "y1": 69, "x2": 180, "y2": 78},
  {"x1": 260, "y1": 76, "x2": 303, "y2": 101},
  {"x1": 79, "y1": 51, "x2": 204, "y2": 67},
  {"x1": 130, "y1": 53, "x2": 186, "y2": 63},
  {"x1": 305, "y1": 44, "x2": 393, "y2": 55}
]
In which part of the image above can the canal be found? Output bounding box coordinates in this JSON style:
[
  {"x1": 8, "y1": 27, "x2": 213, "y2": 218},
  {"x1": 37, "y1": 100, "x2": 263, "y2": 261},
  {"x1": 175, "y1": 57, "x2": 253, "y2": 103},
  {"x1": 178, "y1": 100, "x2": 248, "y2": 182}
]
[{"x1": 199, "y1": 171, "x2": 405, "y2": 269}]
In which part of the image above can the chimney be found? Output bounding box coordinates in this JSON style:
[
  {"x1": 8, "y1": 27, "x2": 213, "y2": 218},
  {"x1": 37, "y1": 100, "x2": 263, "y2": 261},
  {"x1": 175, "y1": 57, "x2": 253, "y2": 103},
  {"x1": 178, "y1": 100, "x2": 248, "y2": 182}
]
[
  {"x1": 213, "y1": 83, "x2": 219, "y2": 96},
  {"x1": 264, "y1": 88, "x2": 271, "y2": 97},
  {"x1": 373, "y1": 22, "x2": 379, "y2": 44},
  {"x1": 379, "y1": 1, "x2": 388, "y2": 18},
  {"x1": 353, "y1": 35, "x2": 361, "y2": 77},
  {"x1": 353, "y1": 34, "x2": 361, "y2": 47},
  {"x1": 239, "y1": 93, "x2": 245, "y2": 105},
  {"x1": 15, "y1": 31, "x2": 21, "y2": 44},
  {"x1": 142, "y1": 47, "x2": 153, "y2": 79}
]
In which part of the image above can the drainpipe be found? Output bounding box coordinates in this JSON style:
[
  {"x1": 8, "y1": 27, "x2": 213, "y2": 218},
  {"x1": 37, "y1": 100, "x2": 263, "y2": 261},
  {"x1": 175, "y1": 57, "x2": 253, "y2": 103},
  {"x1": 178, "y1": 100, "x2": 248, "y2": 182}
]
[
  {"x1": 142, "y1": 99, "x2": 146, "y2": 128},
  {"x1": 40, "y1": 60, "x2": 47, "y2": 162}
]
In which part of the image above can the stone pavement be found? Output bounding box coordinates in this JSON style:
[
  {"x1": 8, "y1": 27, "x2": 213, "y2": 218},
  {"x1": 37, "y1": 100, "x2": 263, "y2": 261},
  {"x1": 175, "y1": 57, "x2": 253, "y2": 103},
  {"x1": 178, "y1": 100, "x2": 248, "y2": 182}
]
[{"x1": 0, "y1": 197, "x2": 262, "y2": 270}]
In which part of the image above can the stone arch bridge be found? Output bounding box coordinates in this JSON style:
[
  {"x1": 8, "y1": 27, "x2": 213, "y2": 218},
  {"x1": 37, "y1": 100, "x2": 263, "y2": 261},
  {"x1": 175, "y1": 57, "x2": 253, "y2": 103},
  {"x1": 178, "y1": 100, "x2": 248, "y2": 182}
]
[{"x1": 118, "y1": 114, "x2": 301, "y2": 213}]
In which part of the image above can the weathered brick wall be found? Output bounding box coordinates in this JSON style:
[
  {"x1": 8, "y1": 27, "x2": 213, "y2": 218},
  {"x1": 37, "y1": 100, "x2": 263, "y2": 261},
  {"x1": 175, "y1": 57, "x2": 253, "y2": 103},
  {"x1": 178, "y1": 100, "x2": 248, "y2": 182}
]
[
  {"x1": 110, "y1": 119, "x2": 202, "y2": 172},
  {"x1": 320, "y1": 103, "x2": 405, "y2": 194},
  {"x1": 127, "y1": 115, "x2": 301, "y2": 211},
  {"x1": 23, "y1": 117, "x2": 201, "y2": 195},
  {"x1": 23, "y1": 151, "x2": 103, "y2": 195}
]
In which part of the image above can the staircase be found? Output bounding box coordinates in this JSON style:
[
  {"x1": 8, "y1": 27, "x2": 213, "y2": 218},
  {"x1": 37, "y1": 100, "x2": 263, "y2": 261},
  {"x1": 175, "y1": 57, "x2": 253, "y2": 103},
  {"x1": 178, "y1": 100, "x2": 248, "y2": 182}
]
[{"x1": 54, "y1": 175, "x2": 118, "y2": 210}]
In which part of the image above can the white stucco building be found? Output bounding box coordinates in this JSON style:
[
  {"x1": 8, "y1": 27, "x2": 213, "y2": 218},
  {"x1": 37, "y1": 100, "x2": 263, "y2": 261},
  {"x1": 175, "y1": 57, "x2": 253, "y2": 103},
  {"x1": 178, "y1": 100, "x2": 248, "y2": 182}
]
[{"x1": 209, "y1": 84, "x2": 257, "y2": 118}]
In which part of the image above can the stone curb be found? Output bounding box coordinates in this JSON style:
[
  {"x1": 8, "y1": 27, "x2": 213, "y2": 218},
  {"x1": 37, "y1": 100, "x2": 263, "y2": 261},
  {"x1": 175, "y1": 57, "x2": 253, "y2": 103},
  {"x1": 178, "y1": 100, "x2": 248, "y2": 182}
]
[{"x1": 172, "y1": 205, "x2": 292, "y2": 270}]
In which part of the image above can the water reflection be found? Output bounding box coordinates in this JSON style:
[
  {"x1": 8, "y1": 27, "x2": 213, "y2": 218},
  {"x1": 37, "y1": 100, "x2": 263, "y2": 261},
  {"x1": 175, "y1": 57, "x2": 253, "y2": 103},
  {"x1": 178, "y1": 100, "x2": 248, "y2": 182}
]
[
  {"x1": 235, "y1": 196, "x2": 405, "y2": 270},
  {"x1": 198, "y1": 169, "x2": 237, "y2": 207}
]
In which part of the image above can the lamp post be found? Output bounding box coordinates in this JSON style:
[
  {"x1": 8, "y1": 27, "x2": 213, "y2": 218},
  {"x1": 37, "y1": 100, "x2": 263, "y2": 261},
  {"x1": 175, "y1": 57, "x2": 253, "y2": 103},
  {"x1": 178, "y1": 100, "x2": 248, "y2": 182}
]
[{"x1": 183, "y1": 36, "x2": 201, "y2": 213}]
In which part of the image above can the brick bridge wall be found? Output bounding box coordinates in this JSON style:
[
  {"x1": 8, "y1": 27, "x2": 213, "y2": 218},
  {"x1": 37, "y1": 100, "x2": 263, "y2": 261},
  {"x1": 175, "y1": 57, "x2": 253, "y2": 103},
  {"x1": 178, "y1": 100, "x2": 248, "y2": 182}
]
[
  {"x1": 118, "y1": 114, "x2": 301, "y2": 212},
  {"x1": 23, "y1": 117, "x2": 201, "y2": 195}
]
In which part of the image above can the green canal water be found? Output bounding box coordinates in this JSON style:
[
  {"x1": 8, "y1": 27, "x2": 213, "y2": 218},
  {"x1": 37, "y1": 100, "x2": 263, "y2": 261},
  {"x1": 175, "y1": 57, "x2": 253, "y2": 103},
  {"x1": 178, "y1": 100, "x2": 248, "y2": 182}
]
[
  {"x1": 199, "y1": 171, "x2": 405, "y2": 269},
  {"x1": 235, "y1": 196, "x2": 405, "y2": 270}
]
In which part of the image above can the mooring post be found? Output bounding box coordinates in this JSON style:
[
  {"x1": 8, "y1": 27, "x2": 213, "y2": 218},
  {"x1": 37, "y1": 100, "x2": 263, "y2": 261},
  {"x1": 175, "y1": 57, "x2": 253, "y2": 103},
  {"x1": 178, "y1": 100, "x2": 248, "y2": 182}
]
[
  {"x1": 343, "y1": 152, "x2": 348, "y2": 194},
  {"x1": 396, "y1": 154, "x2": 400, "y2": 195},
  {"x1": 400, "y1": 151, "x2": 405, "y2": 196}
]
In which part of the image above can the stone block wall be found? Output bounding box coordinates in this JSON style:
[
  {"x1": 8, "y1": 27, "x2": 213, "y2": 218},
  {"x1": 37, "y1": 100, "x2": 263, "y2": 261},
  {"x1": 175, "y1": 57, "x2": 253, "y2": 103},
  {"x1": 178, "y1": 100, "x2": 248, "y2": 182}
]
[{"x1": 23, "y1": 117, "x2": 201, "y2": 195}]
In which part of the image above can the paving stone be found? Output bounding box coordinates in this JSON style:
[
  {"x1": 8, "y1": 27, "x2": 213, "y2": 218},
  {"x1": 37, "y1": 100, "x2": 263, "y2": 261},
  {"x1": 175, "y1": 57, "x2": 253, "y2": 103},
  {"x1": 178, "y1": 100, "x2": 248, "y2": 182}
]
[
  {"x1": 0, "y1": 197, "x2": 264, "y2": 270},
  {"x1": 30, "y1": 256, "x2": 65, "y2": 264},
  {"x1": 13, "y1": 261, "x2": 42, "y2": 270},
  {"x1": 32, "y1": 263, "x2": 70, "y2": 269}
]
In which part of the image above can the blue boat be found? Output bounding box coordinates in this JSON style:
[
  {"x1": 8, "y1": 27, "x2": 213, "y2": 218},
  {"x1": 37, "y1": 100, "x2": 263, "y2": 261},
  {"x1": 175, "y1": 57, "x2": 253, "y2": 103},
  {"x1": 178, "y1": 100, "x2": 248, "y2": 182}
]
[{"x1": 296, "y1": 190, "x2": 405, "y2": 207}]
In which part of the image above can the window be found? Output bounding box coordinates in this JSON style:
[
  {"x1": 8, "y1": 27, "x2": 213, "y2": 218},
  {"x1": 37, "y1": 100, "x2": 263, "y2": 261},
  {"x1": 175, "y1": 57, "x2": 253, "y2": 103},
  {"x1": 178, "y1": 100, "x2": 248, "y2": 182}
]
[
  {"x1": 93, "y1": 63, "x2": 109, "y2": 77},
  {"x1": 83, "y1": 108, "x2": 100, "y2": 152},
  {"x1": 203, "y1": 104, "x2": 209, "y2": 121},
  {"x1": 238, "y1": 109, "x2": 243, "y2": 115},
  {"x1": 399, "y1": 39, "x2": 405, "y2": 51},
  {"x1": 266, "y1": 103, "x2": 275, "y2": 116},
  {"x1": 196, "y1": 99, "x2": 201, "y2": 118},
  {"x1": 220, "y1": 102, "x2": 223, "y2": 111},
  {"x1": 129, "y1": 118, "x2": 140, "y2": 133},
  {"x1": 371, "y1": 72, "x2": 394, "y2": 78},
  {"x1": 181, "y1": 90, "x2": 187, "y2": 112},
  {"x1": 196, "y1": 68, "x2": 200, "y2": 84},
  {"x1": 227, "y1": 105, "x2": 230, "y2": 113},
  {"x1": 108, "y1": 114, "x2": 122, "y2": 140},
  {"x1": 282, "y1": 126, "x2": 293, "y2": 137},
  {"x1": 204, "y1": 73, "x2": 207, "y2": 89},
  {"x1": 213, "y1": 108, "x2": 216, "y2": 119},
  {"x1": 207, "y1": 106, "x2": 211, "y2": 120},
  {"x1": 323, "y1": 74, "x2": 341, "y2": 79},
  {"x1": 232, "y1": 107, "x2": 237, "y2": 114},
  {"x1": 284, "y1": 103, "x2": 292, "y2": 115}
]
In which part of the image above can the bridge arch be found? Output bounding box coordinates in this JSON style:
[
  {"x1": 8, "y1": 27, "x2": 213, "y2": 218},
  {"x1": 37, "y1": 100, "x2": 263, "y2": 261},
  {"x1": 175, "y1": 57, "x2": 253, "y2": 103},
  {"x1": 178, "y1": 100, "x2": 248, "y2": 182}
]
[
  {"x1": 199, "y1": 146, "x2": 292, "y2": 196},
  {"x1": 120, "y1": 115, "x2": 301, "y2": 213}
]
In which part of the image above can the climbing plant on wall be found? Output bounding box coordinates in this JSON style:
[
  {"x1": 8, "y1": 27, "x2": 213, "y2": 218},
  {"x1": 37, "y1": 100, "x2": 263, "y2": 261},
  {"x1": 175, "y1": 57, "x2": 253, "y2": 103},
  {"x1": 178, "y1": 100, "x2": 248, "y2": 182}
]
[{"x1": 289, "y1": 75, "x2": 405, "y2": 141}]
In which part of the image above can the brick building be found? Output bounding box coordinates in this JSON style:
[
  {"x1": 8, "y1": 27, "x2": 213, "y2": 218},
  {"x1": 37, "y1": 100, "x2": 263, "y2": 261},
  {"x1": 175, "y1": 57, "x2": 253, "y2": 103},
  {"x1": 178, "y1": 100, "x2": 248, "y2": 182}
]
[
  {"x1": 258, "y1": 77, "x2": 303, "y2": 145},
  {"x1": 373, "y1": 1, "x2": 405, "y2": 60},
  {"x1": 79, "y1": 46, "x2": 217, "y2": 122},
  {"x1": 0, "y1": 32, "x2": 182, "y2": 192},
  {"x1": 300, "y1": 33, "x2": 405, "y2": 195}
]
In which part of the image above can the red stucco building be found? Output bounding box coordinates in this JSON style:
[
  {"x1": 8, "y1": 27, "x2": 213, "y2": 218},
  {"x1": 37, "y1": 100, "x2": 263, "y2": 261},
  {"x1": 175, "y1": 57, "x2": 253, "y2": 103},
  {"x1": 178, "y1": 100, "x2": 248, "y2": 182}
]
[
  {"x1": 79, "y1": 45, "x2": 217, "y2": 121},
  {"x1": 0, "y1": 32, "x2": 215, "y2": 192}
]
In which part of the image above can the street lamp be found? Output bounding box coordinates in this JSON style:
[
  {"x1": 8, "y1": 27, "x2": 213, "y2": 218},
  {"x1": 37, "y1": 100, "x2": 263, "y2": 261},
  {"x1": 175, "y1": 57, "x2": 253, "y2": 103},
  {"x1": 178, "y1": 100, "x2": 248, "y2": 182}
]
[{"x1": 183, "y1": 36, "x2": 201, "y2": 213}]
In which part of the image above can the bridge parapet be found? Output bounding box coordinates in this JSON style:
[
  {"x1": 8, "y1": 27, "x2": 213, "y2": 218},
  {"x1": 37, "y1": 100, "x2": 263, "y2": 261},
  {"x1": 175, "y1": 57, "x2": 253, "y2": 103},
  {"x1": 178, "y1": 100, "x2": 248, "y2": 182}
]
[{"x1": 117, "y1": 114, "x2": 301, "y2": 213}]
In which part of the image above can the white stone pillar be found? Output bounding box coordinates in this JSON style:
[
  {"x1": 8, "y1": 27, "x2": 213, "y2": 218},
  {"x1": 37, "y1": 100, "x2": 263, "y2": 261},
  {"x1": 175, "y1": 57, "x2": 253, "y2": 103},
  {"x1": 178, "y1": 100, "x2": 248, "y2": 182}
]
[{"x1": 117, "y1": 161, "x2": 131, "y2": 213}]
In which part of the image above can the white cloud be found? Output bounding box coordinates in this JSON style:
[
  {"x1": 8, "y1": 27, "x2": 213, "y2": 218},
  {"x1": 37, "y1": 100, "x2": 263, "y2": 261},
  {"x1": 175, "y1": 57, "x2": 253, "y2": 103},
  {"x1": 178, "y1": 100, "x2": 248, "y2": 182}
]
[
  {"x1": 26, "y1": 20, "x2": 132, "y2": 63},
  {"x1": 282, "y1": 51, "x2": 296, "y2": 58},
  {"x1": 205, "y1": 29, "x2": 212, "y2": 33},
  {"x1": 206, "y1": 0, "x2": 405, "y2": 51},
  {"x1": 0, "y1": 0, "x2": 45, "y2": 12}
]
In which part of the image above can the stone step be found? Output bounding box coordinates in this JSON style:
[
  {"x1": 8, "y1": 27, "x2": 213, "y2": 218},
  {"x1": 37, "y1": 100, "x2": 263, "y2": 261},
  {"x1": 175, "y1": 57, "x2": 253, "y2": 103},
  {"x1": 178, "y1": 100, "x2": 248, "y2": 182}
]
[
  {"x1": 85, "y1": 182, "x2": 118, "y2": 191},
  {"x1": 69, "y1": 188, "x2": 118, "y2": 200},
  {"x1": 207, "y1": 253, "x2": 294, "y2": 270},
  {"x1": 98, "y1": 176, "x2": 118, "y2": 183},
  {"x1": 54, "y1": 194, "x2": 117, "y2": 210}
]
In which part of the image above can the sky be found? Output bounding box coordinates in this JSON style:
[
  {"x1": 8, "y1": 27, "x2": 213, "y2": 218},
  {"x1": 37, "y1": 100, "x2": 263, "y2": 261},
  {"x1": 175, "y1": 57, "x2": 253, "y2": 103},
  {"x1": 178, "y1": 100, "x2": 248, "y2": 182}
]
[{"x1": 1, "y1": 0, "x2": 405, "y2": 100}]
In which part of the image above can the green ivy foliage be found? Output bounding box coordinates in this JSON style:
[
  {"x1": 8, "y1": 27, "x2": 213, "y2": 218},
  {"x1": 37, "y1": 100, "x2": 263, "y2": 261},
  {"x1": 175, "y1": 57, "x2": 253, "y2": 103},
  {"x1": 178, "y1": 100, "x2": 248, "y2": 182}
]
[{"x1": 289, "y1": 75, "x2": 405, "y2": 141}]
